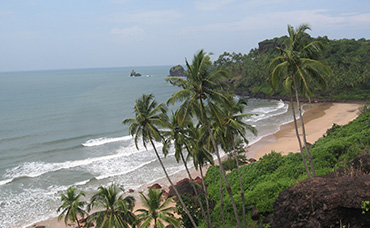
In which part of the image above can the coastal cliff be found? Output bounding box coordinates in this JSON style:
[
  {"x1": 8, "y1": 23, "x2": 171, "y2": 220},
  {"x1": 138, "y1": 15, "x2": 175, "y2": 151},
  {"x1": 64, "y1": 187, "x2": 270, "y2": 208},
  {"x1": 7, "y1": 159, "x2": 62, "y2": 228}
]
[{"x1": 169, "y1": 65, "x2": 187, "y2": 77}]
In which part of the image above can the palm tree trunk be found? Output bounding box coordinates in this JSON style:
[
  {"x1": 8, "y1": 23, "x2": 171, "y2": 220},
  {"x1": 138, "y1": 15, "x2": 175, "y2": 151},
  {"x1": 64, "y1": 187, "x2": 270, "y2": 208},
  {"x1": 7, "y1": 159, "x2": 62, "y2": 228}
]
[
  {"x1": 294, "y1": 89, "x2": 316, "y2": 176},
  {"x1": 232, "y1": 137, "x2": 246, "y2": 227},
  {"x1": 219, "y1": 167, "x2": 226, "y2": 228},
  {"x1": 207, "y1": 124, "x2": 242, "y2": 228},
  {"x1": 76, "y1": 219, "x2": 81, "y2": 228},
  {"x1": 289, "y1": 89, "x2": 311, "y2": 178},
  {"x1": 199, "y1": 165, "x2": 213, "y2": 228},
  {"x1": 180, "y1": 152, "x2": 212, "y2": 228},
  {"x1": 200, "y1": 99, "x2": 241, "y2": 228},
  {"x1": 149, "y1": 138, "x2": 198, "y2": 228}
]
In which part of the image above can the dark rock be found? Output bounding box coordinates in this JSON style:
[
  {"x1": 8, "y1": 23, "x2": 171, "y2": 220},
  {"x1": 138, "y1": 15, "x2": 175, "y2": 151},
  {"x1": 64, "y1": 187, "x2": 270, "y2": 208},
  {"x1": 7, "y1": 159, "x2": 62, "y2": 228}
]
[
  {"x1": 258, "y1": 41, "x2": 283, "y2": 54},
  {"x1": 349, "y1": 153, "x2": 370, "y2": 174},
  {"x1": 167, "y1": 178, "x2": 204, "y2": 200},
  {"x1": 272, "y1": 174, "x2": 370, "y2": 228},
  {"x1": 169, "y1": 65, "x2": 187, "y2": 77},
  {"x1": 130, "y1": 70, "x2": 141, "y2": 77},
  {"x1": 322, "y1": 153, "x2": 370, "y2": 178},
  {"x1": 129, "y1": 189, "x2": 134, "y2": 193},
  {"x1": 149, "y1": 183, "x2": 162, "y2": 189},
  {"x1": 194, "y1": 176, "x2": 203, "y2": 184}
]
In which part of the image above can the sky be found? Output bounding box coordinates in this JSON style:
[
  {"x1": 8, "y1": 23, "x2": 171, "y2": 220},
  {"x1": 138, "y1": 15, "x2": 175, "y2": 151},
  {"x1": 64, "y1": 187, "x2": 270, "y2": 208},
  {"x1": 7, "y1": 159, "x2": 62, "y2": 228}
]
[{"x1": 0, "y1": 0, "x2": 369, "y2": 72}]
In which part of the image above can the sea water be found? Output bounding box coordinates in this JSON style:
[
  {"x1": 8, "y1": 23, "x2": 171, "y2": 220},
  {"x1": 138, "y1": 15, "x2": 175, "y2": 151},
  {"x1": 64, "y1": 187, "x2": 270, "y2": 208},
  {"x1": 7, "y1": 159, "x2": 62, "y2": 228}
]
[{"x1": 0, "y1": 66, "x2": 294, "y2": 228}]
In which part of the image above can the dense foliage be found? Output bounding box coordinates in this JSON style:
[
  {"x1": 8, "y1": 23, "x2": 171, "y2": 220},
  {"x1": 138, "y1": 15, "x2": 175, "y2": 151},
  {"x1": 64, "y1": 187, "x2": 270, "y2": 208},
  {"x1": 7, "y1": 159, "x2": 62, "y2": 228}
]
[
  {"x1": 203, "y1": 109, "x2": 370, "y2": 227},
  {"x1": 214, "y1": 37, "x2": 370, "y2": 100}
]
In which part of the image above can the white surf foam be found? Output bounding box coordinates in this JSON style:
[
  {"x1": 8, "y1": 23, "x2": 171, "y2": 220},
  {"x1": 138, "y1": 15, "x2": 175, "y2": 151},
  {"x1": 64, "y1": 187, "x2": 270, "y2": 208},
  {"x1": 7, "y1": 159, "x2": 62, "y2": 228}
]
[
  {"x1": 0, "y1": 178, "x2": 13, "y2": 186},
  {"x1": 82, "y1": 135, "x2": 132, "y2": 147}
]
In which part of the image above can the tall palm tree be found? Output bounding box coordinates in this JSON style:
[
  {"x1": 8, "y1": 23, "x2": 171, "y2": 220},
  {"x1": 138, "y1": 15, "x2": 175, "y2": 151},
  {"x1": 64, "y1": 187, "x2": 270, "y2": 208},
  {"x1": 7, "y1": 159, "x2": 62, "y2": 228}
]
[
  {"x1": 187, "y1": 122, "x2": 215, "y2": 227},
  {"x1": 166, "y1": 50, "x2": 242, "y2": 228},
  {"x1": 57, "y1": 187, "x2": 87, "y2": 228},
  {"x1": 213, "y1": 96, "x2": 257, "y2": 227},
  {"x1": 136, "y1": 188, "x2": 180, "y2": 228},
  {"x1": 123, "y1": 93, "x2": 197, "y2": 228},
  {"x1": 269, "y1": 24, "x2": 332, "y2": 177},
  {"x1": 162, "y1": 110, "x2": 211, "y2": 228},
  {"x1": 86, "y1": 184, "x2": 136, "y2": 228}
]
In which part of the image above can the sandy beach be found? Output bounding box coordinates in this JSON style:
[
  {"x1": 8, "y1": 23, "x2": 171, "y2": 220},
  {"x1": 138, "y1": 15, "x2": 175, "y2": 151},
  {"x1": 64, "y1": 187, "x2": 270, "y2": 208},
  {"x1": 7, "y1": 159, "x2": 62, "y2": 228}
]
[{"x1": 27, "y1": 102, "x2": 362, "y2": 228}]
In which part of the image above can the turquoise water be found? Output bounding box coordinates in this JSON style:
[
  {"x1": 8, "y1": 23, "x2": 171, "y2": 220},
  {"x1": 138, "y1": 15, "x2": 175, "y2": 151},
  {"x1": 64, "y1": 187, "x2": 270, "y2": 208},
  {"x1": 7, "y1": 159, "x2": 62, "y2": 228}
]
[{"x1": 0, "y1": 66, "x2": 293, "y2": 227}]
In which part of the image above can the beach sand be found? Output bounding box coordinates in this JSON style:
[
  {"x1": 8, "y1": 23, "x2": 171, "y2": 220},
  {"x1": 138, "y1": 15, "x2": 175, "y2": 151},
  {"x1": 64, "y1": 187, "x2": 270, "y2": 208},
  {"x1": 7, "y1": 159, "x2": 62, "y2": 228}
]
[
  {"x1": 27, "y1": 102, "x2": 362, "y2": 228},
  {"x1": 245, "y1": 102, "x2": 361, "y2": 160}
]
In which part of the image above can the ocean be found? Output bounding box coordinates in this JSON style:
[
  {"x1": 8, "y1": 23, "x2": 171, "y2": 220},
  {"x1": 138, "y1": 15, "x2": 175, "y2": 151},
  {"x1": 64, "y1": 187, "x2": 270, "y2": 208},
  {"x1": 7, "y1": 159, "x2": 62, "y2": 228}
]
[{"x1": 0, "y1": 66, "x2": 294, "y2": 228}]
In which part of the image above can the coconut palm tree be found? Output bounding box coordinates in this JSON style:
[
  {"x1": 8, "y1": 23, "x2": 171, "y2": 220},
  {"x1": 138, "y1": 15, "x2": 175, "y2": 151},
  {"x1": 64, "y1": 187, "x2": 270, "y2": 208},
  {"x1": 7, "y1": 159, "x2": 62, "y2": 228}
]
[
  {"x1": 86, "y1": 184, "x2": 136, "y2": 228},
  {"x1": 123, "y1": 93, "x2": 197, "y2": 227},
  {"x1": 269, "y1": 24, "x2": 332, "y2": 177},
  {"x1": 136, "y1": 188, "x2": 180, "y2": 228},
  {"x1": 166, "y1": 50, "x2": 242, "y2": 228},
  {"x1": 162, "y1": 110, "x2": 211, "y2": 228},
  {"x1": 187, "y1": 122, "x2": 215, "y2": 227},
  {"x1": 57, "y1": 187, "x2": 87, "y2": 228},
  {"x1": 213, "y1": 96, "x2": 257, "y2": 227}
]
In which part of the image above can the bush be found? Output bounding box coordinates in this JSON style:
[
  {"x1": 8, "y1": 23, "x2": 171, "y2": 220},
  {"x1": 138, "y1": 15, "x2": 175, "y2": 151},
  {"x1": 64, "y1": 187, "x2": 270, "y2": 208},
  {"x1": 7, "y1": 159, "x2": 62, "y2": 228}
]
[{"x1": 202, "y1": 112, "x2": 370, "y2": 227}]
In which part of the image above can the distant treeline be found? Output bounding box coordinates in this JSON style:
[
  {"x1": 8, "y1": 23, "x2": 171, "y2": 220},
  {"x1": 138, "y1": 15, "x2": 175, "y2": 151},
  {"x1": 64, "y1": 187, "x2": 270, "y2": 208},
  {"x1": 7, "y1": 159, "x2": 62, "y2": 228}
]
[{"x1": 214, "y1": 36, "x2": 370, "y2": 100}]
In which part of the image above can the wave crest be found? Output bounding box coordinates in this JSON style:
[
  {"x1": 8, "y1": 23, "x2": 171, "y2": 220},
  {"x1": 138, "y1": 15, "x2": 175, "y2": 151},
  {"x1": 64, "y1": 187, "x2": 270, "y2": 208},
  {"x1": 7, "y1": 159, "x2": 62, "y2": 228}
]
[{"x1": 82, "y1": 136, "x2": 131, "y2": 147}]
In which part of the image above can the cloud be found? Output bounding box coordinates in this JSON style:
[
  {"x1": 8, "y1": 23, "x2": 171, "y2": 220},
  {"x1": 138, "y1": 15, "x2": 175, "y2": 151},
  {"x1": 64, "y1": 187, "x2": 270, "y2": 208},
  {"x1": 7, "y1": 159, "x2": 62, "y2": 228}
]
[
  {"x1": 110, "y1": 25, "x2": 148, "y2": 41},
  {"x1": 182, "y1": 9, "x2": 370, "y2": 34},
  {"x1": 194, "y1": 0, "x2": 234, "y2": 11}
]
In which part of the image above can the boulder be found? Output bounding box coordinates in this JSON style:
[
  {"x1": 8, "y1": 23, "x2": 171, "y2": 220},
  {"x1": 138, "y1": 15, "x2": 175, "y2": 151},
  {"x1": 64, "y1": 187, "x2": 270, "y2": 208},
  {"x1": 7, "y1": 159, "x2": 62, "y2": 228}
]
[
  {"x1": 130, "y1": 70, "x2": 141, "y2": 77},
  {"x1": 149, "y1": 183, "x2": 162, "y2": 189},
  {"x1": 169, "y1": 65, "x2": 187, "y2": 77},
  {"x1": 249, "y1": 158, "x2": 257, "y2": 163},
  {"x1": 272, "y1": 164, "x2": 370, "y2": 228},
  {"x1": 167, "y1": 178, "x2": 204, "y2": 200},
  {"x1": 194, "y1": 176, "x2": 203, "y2": 185}
]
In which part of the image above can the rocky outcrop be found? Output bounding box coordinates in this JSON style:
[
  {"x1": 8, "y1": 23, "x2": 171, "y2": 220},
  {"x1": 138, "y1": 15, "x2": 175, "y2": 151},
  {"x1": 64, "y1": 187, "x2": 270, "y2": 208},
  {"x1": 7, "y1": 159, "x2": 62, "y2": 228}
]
[
  {"x1": 149, "y1": 183, "x2": 162, "y2": 189},
  {"x1": 169, "y1": 65, "x2": 187, "y2": 77},
  {"x1": 167, "y1": 177, "x2": 204, "y2": 200},
  {"x1": 272, "y1": 154, "x2": 370, "y2": 228},
  {"x1": 130, "y1": 70, "x2": 141, "y2": 77},
  {"x1": 258, "y1": 41, "x2": 283, "y2": 54}
]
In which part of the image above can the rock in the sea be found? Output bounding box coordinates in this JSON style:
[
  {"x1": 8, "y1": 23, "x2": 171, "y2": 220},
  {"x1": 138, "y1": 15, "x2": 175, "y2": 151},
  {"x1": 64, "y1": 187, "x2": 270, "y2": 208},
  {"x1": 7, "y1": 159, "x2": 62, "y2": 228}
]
[
  {"x1": 272, "y1": 155, "x2": 370, "y2": 228},
  {"x1": 130, "y1": 70, "x2": 141, "y2": 77},
  {"x1": 169, "y1": 65, "x2": 187, "y2": 77}
]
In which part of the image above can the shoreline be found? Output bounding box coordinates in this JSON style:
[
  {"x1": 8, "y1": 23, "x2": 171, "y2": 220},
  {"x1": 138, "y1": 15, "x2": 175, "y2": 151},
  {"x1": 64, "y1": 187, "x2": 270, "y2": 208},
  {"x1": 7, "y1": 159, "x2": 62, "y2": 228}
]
[
  {"x1": 245, "y1": 102, "x2": 361, "y2": 160},
  {"x1": 26, "y1": 102, "x2": 362, "y2": 228}
]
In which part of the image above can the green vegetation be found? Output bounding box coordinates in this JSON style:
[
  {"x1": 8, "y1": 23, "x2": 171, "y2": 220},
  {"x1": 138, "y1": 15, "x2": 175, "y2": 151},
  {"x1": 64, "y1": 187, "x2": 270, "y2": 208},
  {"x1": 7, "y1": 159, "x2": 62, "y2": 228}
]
[
  {"x1": 57, "y1": 187, "x2": 87, "y2": 228},
  {"x1": 269, "y1": 24, "x2": 332, "y2": 178},
  {"x1": 58, "y1": 27, "x2": 369, "y2": 227},
  {"x1": 136, "y1": 188, "x2": 180, "y2": 228},
  {"x1": 203, "y1": 109, "x2": 370, "y2": 227},
  {"x1": 214, "y1": 34, "x2": 370, "y2": 100},
  {"x1": 86, "y1": 184, "x2": 136, "y2": 228}
]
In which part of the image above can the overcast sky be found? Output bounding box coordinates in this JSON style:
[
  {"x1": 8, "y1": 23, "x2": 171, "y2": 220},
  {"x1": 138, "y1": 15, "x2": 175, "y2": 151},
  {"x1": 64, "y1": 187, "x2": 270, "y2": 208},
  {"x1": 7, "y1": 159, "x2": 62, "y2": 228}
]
[{"x1": 1, "y1": 0, "x2": 369, "y2": 72}]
